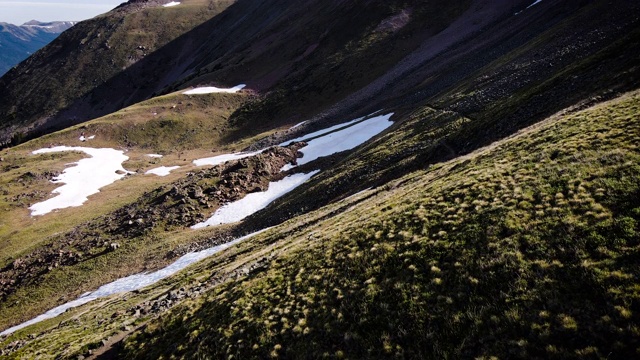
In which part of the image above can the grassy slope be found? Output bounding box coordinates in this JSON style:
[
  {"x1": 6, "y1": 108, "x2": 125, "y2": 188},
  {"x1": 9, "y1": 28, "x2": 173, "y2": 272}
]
[
  {"x1": 0, "y1": 1, "x2": 638, "y2": 357},
  {"x1": 118, "y1": 91, "x2": 640, "y2": 359},
  {"x1": 0, "y1": 0, "x2": 234, "y2": 145},
  {"x1": 0, "y1": 90, "x2": 284, "y2": 329},
  {"x1": 248, "y1": 0, "x2": 640, "y2": 230},
  {"x1": 4, "y1": 86, "x2": 636, "y2": 359},
  {"x1": 0, "y1": 0, "x2": 474, "y2": 330}
]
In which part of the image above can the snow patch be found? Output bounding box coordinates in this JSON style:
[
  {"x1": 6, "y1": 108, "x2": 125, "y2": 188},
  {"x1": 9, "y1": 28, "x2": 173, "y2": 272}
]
[
  {"x1": 29, "y1": 147, "x2": 132, "y2": 216},
  {"x1": 0, "y1": 229, "x2": 268, "y2": 337},
  {"x1": 192, "y1": 171, "x2": 319, "y2": 229},
  {"x1": 147, "y1": 154, "x2": 163, "y2": 158},
  {"x1": 526, "y1": 0, "x2": 543, "y2": 9},
  {"x1": 515, "y1": 0, "x2": 543, "y2": 14},
  {"x1": 183, "y1": 84, "x2": 246, "y2": 95},
  {"x1": 79, "y1": 135, "x2": 95, "y2": 142},
  {"x1": 282, "y1": 113, "x2": 394, "y2": 169},
  {"x1": 290, "y1": 121, "x2": 307, "y2": 130},
  {"x1": 193, "y1": 150, "x2": 262, "y2": 167},
  {"x1": 145, "y1": 166, "x2": 180, "y2": 177},
  {"x1": 279, "y1": 116, "x2": 365, "y2": 146},
  {"x1": 163, "y1": 1, "x2": 180, "y2": 7}
]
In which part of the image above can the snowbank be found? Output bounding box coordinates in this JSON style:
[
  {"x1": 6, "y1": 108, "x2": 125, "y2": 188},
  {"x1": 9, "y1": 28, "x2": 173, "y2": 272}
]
[
  {"x1": 290, "y1": 121, "x2": 307, "y2": 130},
  {"x1": 183, "y1": 84, "x2": 246, "y2": 95},
  {"x1": 526, "y1": 0, "x2": 543, "y2": 9},
  {"x1": 279, "y1": 116, "x2": 365, "y2": 146},
  {"x1": 0, "y1": 229, "x2": 268, "y2": 336},
  {"x1": 145, "y1": 166, "x2": 180, "y2": 177},
  {"x1": 192, "y1": 171, "x2": 319, "y2": 229},
  {"x1": 282, "y1": 113, "x2": 394, "y2": 169},
  {"x1": 193, "y1": 150, "x2": 262, "y2": 167},
  {"x1": 29, "y1": 147, "x2": 132, "y2": 216}
]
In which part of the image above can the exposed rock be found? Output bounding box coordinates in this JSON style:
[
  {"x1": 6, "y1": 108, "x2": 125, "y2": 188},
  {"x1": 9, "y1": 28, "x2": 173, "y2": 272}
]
[{"x1": 0, "y1": 142, "x2": 305, "y2": 302}]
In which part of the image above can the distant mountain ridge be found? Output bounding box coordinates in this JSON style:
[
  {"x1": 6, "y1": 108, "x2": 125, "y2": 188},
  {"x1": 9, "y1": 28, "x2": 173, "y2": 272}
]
[{"x1": 0, "y1": 20, "x2": 75, "y2": 77}]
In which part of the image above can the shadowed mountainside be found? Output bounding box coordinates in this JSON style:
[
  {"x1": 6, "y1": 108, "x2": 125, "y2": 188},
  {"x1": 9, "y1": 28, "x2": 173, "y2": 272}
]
[{"x1": 0, "y1": 0, "x2": 639, "y2": 358}]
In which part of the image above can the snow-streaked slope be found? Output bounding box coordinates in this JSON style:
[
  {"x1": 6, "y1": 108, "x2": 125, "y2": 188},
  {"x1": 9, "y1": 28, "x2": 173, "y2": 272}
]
[
  {"x1": 526, "y1": 0, "x2": 543, "y2": 9},
  {"x1": 0, "y1": 229, "x2": 268, "y2": 336},
  {"x1": 279, "y1": 116, "x2": 365, "y2": 146},
  {"x1": 282, "y1": 113, "x2": 394, "y2": 170},
  {"x1": 182, "y1": 84, "x2": 246, "y2": 95},
  {"x1": 29, "y1": 147, "x2": 132, "y2": 216},
  {"x1": 193, "y1": 150, "x2": 262, "y2": 167},
  {"x1": 145, "y1": 166, "x2": 180, "y2": 177},
  {"x1": 290, "y1": 121, "x2": 307, "y2": 129},
  {"x1": 192, "y1": 171, "x2": 319, "y2": 229}
]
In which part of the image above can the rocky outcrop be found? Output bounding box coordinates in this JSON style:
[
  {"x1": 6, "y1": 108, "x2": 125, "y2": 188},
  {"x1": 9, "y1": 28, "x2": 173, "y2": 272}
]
[{"x1": 0, "y1": 143, "x2": 304, "y2": 301}]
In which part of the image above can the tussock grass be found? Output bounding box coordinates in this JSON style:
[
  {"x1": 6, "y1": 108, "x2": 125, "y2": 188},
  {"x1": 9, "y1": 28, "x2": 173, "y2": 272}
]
[{"x1": 115, "y1": 91, "x2": 640, "y2": 359}]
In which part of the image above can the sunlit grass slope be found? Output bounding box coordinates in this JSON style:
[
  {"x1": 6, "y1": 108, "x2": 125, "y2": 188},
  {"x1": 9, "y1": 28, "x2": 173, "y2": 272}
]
[{"x1": 122, "y1": 91, "x2": 640, "y2": 359}]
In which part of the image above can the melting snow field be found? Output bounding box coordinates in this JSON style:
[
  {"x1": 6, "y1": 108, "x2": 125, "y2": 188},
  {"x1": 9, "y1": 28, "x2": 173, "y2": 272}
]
[
  {"x1": 29, "y1": 147, "x2": 132, "y2": 216},
  {"x1": 290, "y1": 121, "x2": 307, "y2": 130},
  {"x1": 193, "y1": 150, "x2": 262, "y2": 167},
  {"x1": 145, "y1": 166, "x2": 180, "y2": 177},
  {"x1": 183, "y1": 84, "x2": 246, "y2": 95},
  {"x1": 282, "y1": 113, "x2": 394, "y2": 170},
  {"x1": 4, "y1": 111, "x2": 395, "y2": 335},
  {"x1": 192, "y1": 171, "x2": 319, "y2": 229},
  {"x1": 163, "y1": 1, "x2": 180, "y2": 7},
  {"x1": 280, "y1": 116, "x2": 365, "y2": 146},
  {"x1": 0, "y1": 230, "x2": 268, "y2": 337}
]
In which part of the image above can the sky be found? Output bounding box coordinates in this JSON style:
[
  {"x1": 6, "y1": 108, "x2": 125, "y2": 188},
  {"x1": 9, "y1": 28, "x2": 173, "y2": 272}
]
[{"x1": 0, "y1": 0, "x2": 124, "y2": 25}]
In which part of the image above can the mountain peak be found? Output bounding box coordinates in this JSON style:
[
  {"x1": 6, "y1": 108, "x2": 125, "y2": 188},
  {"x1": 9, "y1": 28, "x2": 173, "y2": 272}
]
[{"x1": 22, "y1": 20, "x2": 43, "y2": 26}]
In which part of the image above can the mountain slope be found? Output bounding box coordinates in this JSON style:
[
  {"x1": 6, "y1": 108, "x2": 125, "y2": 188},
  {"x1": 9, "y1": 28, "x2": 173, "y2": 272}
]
[
  {"x1": 122, "y1": 88, "x2": 640, "y2": 360},
  {"x1": 3, "y1": 84, "x2": 639, "y2": 360},
  {"x1": 0, "y1": 0, "x2": 236, "y2": 147},
  {"x1": 0, "y1": 0, "x2": 478, "y2": 147},
  {"x1": 0, "y1": 21, "x2": 74, "y2": 77},
  {"x1": 0, "y1": 0, "x2": 638, "y2": 358}
]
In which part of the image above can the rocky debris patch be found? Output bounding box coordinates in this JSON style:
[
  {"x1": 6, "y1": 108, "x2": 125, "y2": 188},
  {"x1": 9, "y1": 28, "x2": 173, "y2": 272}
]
[
  {"x1": 17, "y1": 171, "x2": 60, "y2": 184},
  {"x1": 127, "y1": 254, "x2": 273, "y2": 318},
  {"x1": 7, "y1": 170, "x2": 61, "y2": 207},
  {"x1": 0, "y1": 339, "x2": 27, "y2": 356},
  {"x1": 0, "y1": 143, "x2": 304, "y2": 303},
  {"x1": 104, "y1": 142, "x2": 306, "y2": 237},
  {"x1": 10, "y1": 190, "x2": 49, "y2": 207}
]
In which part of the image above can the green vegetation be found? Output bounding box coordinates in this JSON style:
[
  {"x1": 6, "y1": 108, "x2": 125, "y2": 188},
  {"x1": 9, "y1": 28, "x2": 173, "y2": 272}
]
[
  {"x1": 0, "y1": 0, "x2": 236, "y2": 145},
  {"x1": 0, "y1": 1, "x2": 639, "y2": 358},
  {"x1": 0, "y1": 90, "x2": 278, "y2": 329},
  {"x1": 119, "y1": 91, "x2": 640, "y2": 359}
]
